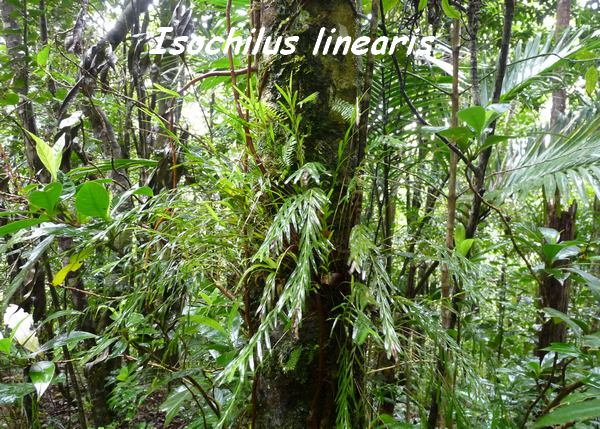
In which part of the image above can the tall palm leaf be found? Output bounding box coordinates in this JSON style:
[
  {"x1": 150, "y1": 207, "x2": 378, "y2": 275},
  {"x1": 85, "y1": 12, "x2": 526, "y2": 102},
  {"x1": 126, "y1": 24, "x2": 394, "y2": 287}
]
[
  {"x1": 480, "y1": 28, "x2": 600, "y2": 105},
  {"x1": 492, "y1": 108, "x2": 600, "y2": 203}
]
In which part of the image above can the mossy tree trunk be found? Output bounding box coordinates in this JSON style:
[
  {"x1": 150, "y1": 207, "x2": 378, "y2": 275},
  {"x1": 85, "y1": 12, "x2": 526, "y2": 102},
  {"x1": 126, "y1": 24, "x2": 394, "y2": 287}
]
[{"x1": 253, "y1": 1, "x2": 361, "y2": 427}]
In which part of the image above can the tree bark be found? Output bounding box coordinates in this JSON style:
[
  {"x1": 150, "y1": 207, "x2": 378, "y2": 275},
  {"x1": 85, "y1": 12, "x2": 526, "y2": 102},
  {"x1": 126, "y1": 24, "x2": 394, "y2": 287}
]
[
  {"x1": 537, "y1": 0, "x2": 574, "y2": 361},
  {"x1": 550, "y1": 0, "x2": 571, "y2": 125},
  {"x1": 0, "y1": 0, "x2": 47, "y2": 323},
  {"x1": 428, "y1": 16, "x2": 460, "y2": 429},
  {"x1": 537, "y1": 201, "x2": 577, "y2": 359},
  {"x1": 252, "y1": 1, "x2": 360, "y2": 427}
]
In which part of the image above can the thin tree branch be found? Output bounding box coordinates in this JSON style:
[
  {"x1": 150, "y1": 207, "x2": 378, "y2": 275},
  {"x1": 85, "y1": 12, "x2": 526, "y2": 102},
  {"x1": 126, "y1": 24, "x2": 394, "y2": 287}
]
[
  {"x1": 465, "y1": 0, "x2": 515, "y2": 239},
  {"x1": 378, "y1": 0, "x2": 479, "y2": 176},
  {"x1": 226, "y1": 0, "x2": 266, "y2": 175},
  {"x1": 180, "y1": 67, "x2": 256, "y2": 94}
]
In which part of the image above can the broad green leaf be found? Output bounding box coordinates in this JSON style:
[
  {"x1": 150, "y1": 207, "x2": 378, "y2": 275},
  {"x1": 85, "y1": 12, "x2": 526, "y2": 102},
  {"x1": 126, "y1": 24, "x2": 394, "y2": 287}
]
[
  {"x1": 568, "y1": 268, "x2": 600, "y2": 301},
  {"x1": 28, "y1": 182, "x2": 62, "y2": 216},
  {"x1": 36, "y1": 45, "x2": 50, "y2": 67},
  {"x1": 188, "y1": 315, "x2": 227, "y2": 337},
  {"x1": 59, "y1": 111, "x2": 83, "y2": 129},
  {"x1": 52, "y1": 262, "x2": 81, "y2": 286},
  {"x1": 484, "y1": 103, "x2": 511, "y2": 127},
  {"x1": 32, "y1": 331, "x2": 97, "y2": 356},
  {"x1": 438, "y1": 127, "x2": 474, "y2": 148},
  {"x1": 363, "y1": 0, "x2": 399, "y2": 13},
  {"x1": 539, "y1": 227, "x2": 560, "y2": 244},
  {"x1": 534, "y1": 399, "x2": 600, "y2": 428},
  {"x1": 134, "y1": 186, "x2": 154, "y2": 197},
  {"x1": 75, "y1": 182, "x2": 111, "y2": 220},
  {"x1": 0, "y1": 383, "x2": 34, "y2": 405},
  {"x1": 441, "y1": 0, "x2": 460, "y2": 19},
  {"x1": 26, "y1": 131, "x2": 65, "y2": 181},
  {"x1": 52, "y1": 248, "x2": 92, "y2": 286},
  {"x1": 542, "y1": 308, "x2": 583, "y2": 334},
  {"x1": 0, "y1": 92, "x2": 19, "y2": 105},
  {"x1": 454, "y1": 223, "x2": 466, "y2": 244},
  {"x1": 0, "y1": 217, "x2": 47, "y2": 237},
  {"x1": 0, "y1": 338, "x2": 11, "y2": 355},
  {"x1": 555, "y1": 245, "x2": 580, "y2": 261},
  {"x1": 153, "y1": 83, "x2": 180, "y2": 97},
  {"x1": 541, "y1": 243, "x2": 564, "y2": 264},
  {"x1": 388, "y1": 0, "x2": 405, "y2": 13},
  {"x1": 456, "y1": 239, "x2": 475, "y2": 257},
  {"x1": 585, "y1": 66, "x2": 598, "y2": 96},
  {"x1": 480, "y1": 135, "x2": 511, "y2": 152},
  {"x1": 542, "y1": 342, "x2": 581, "y2": 357},
  {"x1": 29, "y1": 361, "x2": 55, "y2": 398},
  {"x1": 458, "y1": 106, "x2": 486, "y2": 136},
  {"x1": 111, "y1": 185, "x2": 154, "y2": 213},
  {"x1": 418, "y1": 0, "x2": 427, "y2": 11},
  {"x1": 542, "y1": 243, "x2": 579, "y2": 264}
]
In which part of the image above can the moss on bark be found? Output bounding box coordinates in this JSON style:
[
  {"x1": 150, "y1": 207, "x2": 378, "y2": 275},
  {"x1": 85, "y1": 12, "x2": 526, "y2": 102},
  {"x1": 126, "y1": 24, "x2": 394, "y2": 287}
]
[{"x1": 252, "y1": 1, "x2": 361, "y2": 428}]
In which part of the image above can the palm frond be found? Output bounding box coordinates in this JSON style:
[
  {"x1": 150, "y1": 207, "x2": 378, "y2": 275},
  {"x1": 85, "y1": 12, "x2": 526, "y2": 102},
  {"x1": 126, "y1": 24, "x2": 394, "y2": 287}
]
[
  {"x1": 369, "y1": 59, "x2": 453, "y2": 134},
  {"x1": 480, "y1": 28, "x2": 600, "y2": 105},
  {"x1": 492, "y1": 108, "x2": 600, "y2": 203}
]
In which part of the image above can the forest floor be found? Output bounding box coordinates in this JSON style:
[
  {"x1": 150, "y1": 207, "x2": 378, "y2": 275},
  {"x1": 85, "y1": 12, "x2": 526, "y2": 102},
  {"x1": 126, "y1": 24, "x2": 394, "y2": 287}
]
[{"x1": 39, "y1": 387, "x2": 187, "y2": 429}]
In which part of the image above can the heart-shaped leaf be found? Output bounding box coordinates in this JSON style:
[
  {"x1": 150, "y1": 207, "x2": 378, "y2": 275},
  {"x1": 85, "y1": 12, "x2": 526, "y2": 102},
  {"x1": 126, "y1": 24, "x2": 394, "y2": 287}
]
[
  {"x1": 29, "y1": 361, "x2": 55, "y2": 398},
  {"x1": 75, "y1": 182, "x2": 111, "y2": 220},
  {"x1": 458, "y1": 106, "x2": 486, "y2": 136},
  {"x1": 28, "y1": 183, "x2": 63, "y2": 216}
]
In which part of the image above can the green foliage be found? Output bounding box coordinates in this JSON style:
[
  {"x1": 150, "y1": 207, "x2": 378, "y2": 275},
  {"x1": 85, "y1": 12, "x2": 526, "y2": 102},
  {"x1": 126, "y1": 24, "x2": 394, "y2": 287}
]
[
  {"x1": 27, "y1": 131, "x2": 64, "y2": 182},
  {"x1": 75, "y1": 181, "x2": 111, "y2": 220},
  {"x1": 0, "y1": 218, "x2": 47, "y2": 237},
  {"x1": 35, "y1": 45, "x2": 50, "y2": 68},
  {"x1": 585, "y1": 66, "x2": 598, "y2": 96},
  {"x1": 1, "y1": 1, "x2": 599, "y2": 428},
  {"x1": 0, "y1": 384, "x2": 34, "y2": 405},
  {"x1": 28, "y1": 361, "x2": 54, "y2": 398},
  {"x1": 495, "y1": 109, "x2": 600, "y2": 203},
  {"x1": 349, "y1": 225, "x2": 401, "y2": 358},
  {"x1": 28, "y1": 183, "x2": 62, "y2": 216},
  {"x1": 534, "y1": 399, "x2": 600, "y2": 428},
  {"x1": 441, "y1": 0, "x2": 460, "y2": 19},
  {"x1": 480, "y1": 29, "x2": 598, "y2": 105}
]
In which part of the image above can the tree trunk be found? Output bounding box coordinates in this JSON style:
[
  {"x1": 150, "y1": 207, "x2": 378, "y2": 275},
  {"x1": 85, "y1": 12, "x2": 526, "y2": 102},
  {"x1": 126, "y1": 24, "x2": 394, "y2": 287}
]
[
  {"x1": 428, "y1": 16, "x2": 460, "y2": 429},
  {"x1": 253, "y1": 1, "x2": 360, "y2": 427},
  {"x1": 550, "y1": 0, "x2": 571, "y2": 125},
  {"x1": 537, "y1": 0, "x2": 574, "y2": 361},
  {"x1": 593, "y1": 197, "x2": 600, "y2": 277},
  {"x1": 537, "y1": 201, "x2": 577, "y2": 357},
  {"x1": 0, "y1": 0, "x2": 48, "y2": 324}
]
